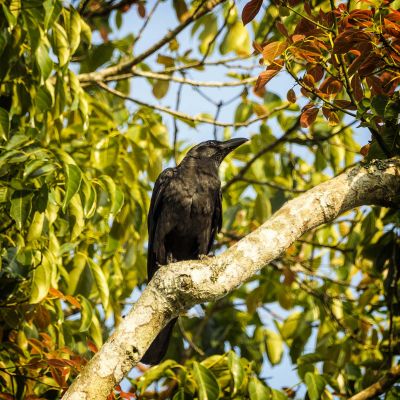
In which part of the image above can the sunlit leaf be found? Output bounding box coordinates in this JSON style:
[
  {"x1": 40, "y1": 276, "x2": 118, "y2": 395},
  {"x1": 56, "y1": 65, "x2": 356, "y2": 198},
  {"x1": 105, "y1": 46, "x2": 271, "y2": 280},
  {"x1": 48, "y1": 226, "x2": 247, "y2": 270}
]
[{"x1": 193, "y1": 362, "x2": 220, "y2": 400}]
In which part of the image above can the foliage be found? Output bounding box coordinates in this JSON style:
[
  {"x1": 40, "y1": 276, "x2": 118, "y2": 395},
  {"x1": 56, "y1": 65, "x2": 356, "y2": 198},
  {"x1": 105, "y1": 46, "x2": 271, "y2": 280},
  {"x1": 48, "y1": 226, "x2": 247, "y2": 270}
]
[{"x1": 0, "y1": 0, "x2": 398, "y2": 399}]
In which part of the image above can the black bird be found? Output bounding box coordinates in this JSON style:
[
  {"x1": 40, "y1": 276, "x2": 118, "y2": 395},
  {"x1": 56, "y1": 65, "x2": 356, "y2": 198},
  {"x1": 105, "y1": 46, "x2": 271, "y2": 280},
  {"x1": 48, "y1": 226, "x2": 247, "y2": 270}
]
[{"x1": 141, "y1": 138, "x2": 248, "y2": 365}]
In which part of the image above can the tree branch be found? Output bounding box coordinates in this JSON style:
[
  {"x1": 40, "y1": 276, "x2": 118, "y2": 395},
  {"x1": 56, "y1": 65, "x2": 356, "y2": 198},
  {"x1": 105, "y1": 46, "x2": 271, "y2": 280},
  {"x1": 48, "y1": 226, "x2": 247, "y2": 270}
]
[
  {"x1": 348, "y1": 365, "x2": 400, "y2": 400},
  {"x1": 77, "y1": 0, "x2": 227, "y2": 83},
  {"x1": 62, "y1": 157, "x2": 400, "y2": 400},
  {"x1": 97, "y1": 81, "x2": 290, "y2": 127},
  {"x1": 120, "y1": 68, "x2": 257, "y2": 87}
]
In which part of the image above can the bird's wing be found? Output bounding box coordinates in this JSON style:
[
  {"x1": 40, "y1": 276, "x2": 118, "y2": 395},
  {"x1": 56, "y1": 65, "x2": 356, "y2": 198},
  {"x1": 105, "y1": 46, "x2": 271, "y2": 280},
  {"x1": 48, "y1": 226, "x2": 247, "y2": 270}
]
[
  {"x1": 207, "y1": 189, "x2": 222, "y2": 253},
  {"x1": 147, "y1": 167, "x2": 175, "y2": 280}
]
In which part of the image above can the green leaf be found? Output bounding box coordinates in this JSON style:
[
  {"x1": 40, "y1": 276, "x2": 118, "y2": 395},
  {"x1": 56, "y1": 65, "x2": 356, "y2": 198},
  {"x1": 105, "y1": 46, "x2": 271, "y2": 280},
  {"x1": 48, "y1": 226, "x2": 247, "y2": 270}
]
[
  {"x1": 2, "y1": 4, "x2": 17, "y2": 28},
  {"x1": 69, "y1": 194, "x2": 84, "y2": 240},
  {"x1": 235, "y1": 103, "x2": 252, "y2": 123},
  {"x1": 192, "y1": 361, "x2": 220, "y2": 400},
  {"x1": 152, "y1": 80, "x2": 170, "y2": 99},
  {"x1": 172, "y1": 389, "x2": 186, "y2": 400},
  {"x1": 78, "y1": 295, "x2": 93, "y2": 332},
  {"x1": 220, "y1": 20, "x2": 250, "y2": 55},
  {"x1": 53, "y1": 22, "x2": 70, "y2": 66},
  {"x1": 371, "y1": 95, "x2": 389, "y2": 118},
  {"x1": 68, "y1": 8, "x2": 81, "y2": 54},
  {"x1": 27, "y1": 211, "x2": 44, "y2": 241},
  {"x1": 80, "y1": 18, "x2": 92, "y2": 45},
  {"x1": 271, "y1": 389, "x2": 288, "y2": 400},
  {"x1": 87, "y1": 259, "x2": 110, "y2": 312},
  {"x1": 36, "y1": 44, "x2": 53, "y2": 81},
  {"x1": 228, "y1": 351, "x2": 244, "y2": 396},
  {"x1": 138, "y1": 360, "x2": 179, "y2": 392},
  {"x1": 248, "y1": 376, "x2": 271, "y2": 400},
  {"x1": 36, "y1": 86, "x2": 53, "y2": 111},
  {"x1": 305, "y1": 372, "x2": 326, "y2": 400},
  {"x1": 99, "y1": 175, "x2": 124, "y2": 216},
  {"x1": 30, "y1": 252, "x2": 52, "y2": 303},
  {"x1": 62, "y1": 164, "x2": 82, "y2": 212},
  {"x1": 81, "y1": 177, "x2": 97, "y2": 218},
  {"x1": 0, "y1": 107, "x2": 10, "y2": 139},
  {"x1": 10, "y1": 190, "x2": 33, "y2": 230}
]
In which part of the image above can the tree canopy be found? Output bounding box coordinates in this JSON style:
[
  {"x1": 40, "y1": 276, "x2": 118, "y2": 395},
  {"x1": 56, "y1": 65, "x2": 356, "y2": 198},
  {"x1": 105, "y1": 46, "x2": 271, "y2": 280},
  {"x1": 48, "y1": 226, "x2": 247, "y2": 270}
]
[{"x1": 0, "y1": 0, "x2": 399, "y2": 399}]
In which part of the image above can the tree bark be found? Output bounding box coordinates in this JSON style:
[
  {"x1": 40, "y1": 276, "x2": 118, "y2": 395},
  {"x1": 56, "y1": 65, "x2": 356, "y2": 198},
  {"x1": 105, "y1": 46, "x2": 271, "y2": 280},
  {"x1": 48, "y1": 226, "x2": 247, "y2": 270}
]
[
  {"x1": 347, "y1": 365, "x2": 400, "y2": 400},
  {"x1": 62, "y1": 158, "x2": 400, "y2": 400}
]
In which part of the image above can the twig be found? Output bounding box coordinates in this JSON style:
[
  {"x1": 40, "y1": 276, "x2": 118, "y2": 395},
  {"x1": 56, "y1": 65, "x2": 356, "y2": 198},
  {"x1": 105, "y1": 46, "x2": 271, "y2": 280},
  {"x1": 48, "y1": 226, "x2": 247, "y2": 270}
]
[
  {"x1": 173, "y1": 81, "x2": 184, "y2": 164},
  {"x1": 178, "y1": 319, "x2": 205, "y2": 356},
  {"x1": 135, "y1": 0, "x2": 161, "y2": 45},
  {"x1": 223, "y1": 117, "x2": 301, "y2": 191},
  {"x1": 235, "y1": 178, "x2": 306, "y2": 193},
  {"x1": 97, "y1": 81, "x2": 289, "y2": 127}
]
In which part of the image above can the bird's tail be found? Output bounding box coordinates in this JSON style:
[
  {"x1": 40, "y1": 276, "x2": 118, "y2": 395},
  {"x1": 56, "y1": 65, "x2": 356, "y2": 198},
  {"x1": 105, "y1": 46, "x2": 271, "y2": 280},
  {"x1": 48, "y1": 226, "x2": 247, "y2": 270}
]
[{"x1": 140, "y1": 317, "x2": 177, "y2": 365}]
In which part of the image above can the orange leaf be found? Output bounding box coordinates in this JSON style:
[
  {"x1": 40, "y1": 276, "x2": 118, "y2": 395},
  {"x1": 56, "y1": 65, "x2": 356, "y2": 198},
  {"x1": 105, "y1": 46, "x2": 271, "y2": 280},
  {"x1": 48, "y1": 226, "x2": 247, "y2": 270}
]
[
  {"x1": 65, "y1": 295, "x2": 81, "y2": 309},
  {"x1": 49, "y1": 288, "x2": 65, "y2": 299},
  {"x1": 88, "y1": 340, "x2": 98, "y2": 353},
  {"x1": 292, "y1": 34, "x2": 305, "y2": 43},
  {"x1": 253, "y1": 41, "x2": 263, "y2": 53},
  {"x1": 242, "y1": 0, "x2": 263, "y2": 25},
  {"x1": 262, "y1": 41, "x2": 286, "y2": 63},
  {"x1": 300, "y1": 107, "x2": 319, "y2": 127}
]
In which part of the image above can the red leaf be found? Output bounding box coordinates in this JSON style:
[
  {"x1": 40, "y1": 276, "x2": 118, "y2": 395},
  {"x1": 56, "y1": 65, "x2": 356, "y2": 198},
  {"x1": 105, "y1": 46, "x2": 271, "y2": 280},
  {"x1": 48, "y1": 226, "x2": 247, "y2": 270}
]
[
  {"x1": 360, "y1": 143, "x2": 370, "y2": 156},
  {"x1": 255, "y1": 69, "x2": 280, "y2": 91},
  {"x1": 242, "y1": 0, "x2": 263, "y2": 25},
  {"x1": 287, "y1": 88, "x2": 296, "y2": 103},
  {"x1": 276, "y1": 21, "x2": 289, "y2": 37},
  {"x1": 262, "y1": 41, "x2": 286, "y2": 63},
  {"x1": 300, "y1": 107, "x2": 319, "y2": 128},
  {"x1": 334, "y1": 100, "x2": 357, "y2": 110},
  {"x1": 351, "y1": 74, "x2": 363, "y2": 101},
  {"x1": 137, "y1": 3, "x2": 146, "y2": 18},
  {"x1": 308, "y1": 64, "x2": 324, "y2": 82}
]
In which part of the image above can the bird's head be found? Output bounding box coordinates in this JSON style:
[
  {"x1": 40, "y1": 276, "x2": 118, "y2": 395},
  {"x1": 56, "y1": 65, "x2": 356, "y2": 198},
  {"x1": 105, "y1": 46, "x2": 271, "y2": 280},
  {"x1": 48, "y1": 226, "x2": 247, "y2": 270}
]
[{"x1": 184, "y1": 138, "x2": 248, "y2": 166}]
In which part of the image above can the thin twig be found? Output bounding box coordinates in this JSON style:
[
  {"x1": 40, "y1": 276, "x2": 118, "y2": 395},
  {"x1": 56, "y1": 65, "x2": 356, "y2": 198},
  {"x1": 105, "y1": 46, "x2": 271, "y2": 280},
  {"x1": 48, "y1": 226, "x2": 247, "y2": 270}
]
[
  {"x1": 235, "y1": 178, "x2": 306, "y2": 193},
  {"x1": 222, "y1": 117, "x2": 301, "y2": 191},
  {"x1": 135, "y1": 0, "x2": 161, "y2": 45}
]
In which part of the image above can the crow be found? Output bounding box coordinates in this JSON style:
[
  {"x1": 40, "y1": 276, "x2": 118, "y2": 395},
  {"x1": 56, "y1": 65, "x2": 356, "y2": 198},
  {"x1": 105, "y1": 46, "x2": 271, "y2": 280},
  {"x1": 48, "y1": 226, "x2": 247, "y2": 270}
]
[{"x1": 141, "y1": 138, "x2": 248, "y2": 365}]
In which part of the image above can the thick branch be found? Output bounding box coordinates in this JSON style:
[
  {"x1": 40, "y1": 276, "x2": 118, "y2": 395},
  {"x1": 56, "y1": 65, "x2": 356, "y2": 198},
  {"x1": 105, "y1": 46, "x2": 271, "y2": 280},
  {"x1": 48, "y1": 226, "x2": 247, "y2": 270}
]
[
  {"x1": 348, "y1": 365, "x2": 400, "y2": 400},
  {"x1": 62, "y1": 158, "x2": 400, "y2": 400},
  {"x1": 77, "y1": 0, "x2": 227, "y2": 83}
]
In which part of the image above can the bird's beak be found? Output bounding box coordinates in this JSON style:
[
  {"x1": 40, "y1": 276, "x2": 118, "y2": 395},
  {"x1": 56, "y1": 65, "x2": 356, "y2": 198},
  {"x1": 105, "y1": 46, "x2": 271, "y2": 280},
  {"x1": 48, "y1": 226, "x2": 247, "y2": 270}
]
[{"x1": 219, "y1": 138, "x2": 248, "y2": 154}]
